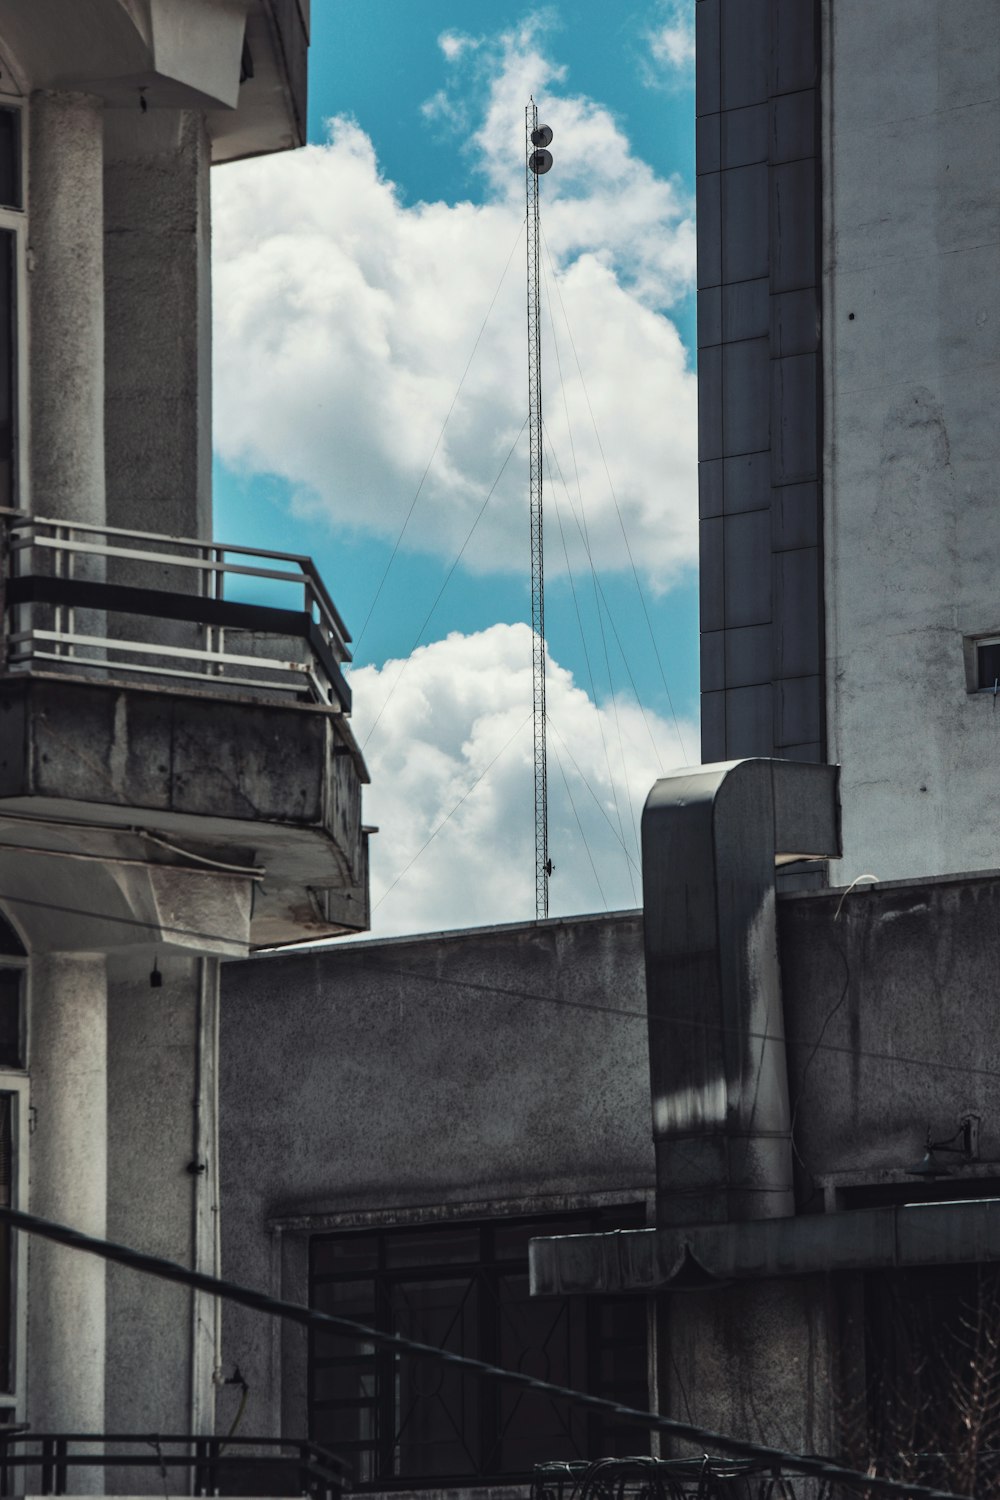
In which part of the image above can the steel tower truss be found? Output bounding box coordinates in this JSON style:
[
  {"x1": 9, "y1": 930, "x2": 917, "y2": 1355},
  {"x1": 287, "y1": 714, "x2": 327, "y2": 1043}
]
[{"x1": 526, "y1": 101, "x2": 549, "y2": 921}]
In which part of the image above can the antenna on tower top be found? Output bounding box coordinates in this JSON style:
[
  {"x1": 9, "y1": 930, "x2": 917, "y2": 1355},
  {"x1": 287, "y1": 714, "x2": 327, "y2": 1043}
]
[{"x1": 526, "y1": 100, "x2": 553, "y2": 920}]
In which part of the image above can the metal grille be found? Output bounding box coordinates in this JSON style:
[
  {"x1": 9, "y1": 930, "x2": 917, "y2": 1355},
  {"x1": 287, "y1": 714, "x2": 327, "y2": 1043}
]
[{"x1": 309, "y1": 1209, "x2": 647, "y2": 1489}]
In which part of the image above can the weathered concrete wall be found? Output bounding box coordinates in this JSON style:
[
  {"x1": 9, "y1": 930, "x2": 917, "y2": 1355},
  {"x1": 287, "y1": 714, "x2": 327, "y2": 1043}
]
[
  {"x1": 28, "y1": 90, "x2": 106, "y2": 525},
  {"x1": 779, "y1": 871, "x2": 1000, "y2": 1198},
  {"x1": 104, "y1": 952, "x2": 219, "y2": 1465},
  {"x1": 823, "y1": 0, "x2": 1000, "y2": 882},
  {"x1": 663, "y1": 1278, "x2": 835, "y2": 1462},
  {"x1": 218, "y1": 912, "x2": 653, "y2": 1437},
  {"x1": 104, "y1": 108, "x2": 212, "y2": 545},
  {"x1": 26, "y1": 954, "x2": 107, "y2": 1472}
]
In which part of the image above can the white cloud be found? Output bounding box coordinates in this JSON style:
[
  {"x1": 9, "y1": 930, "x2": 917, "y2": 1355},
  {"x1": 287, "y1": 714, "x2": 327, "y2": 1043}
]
[
  {"x1": 643, "y1": 2, "x2": 696, "y2": 83},
  {"x1": 212, "y1": 21, "x2": 697, "y2": 589},
  {"x1": 438, "y1": 30, "x2": 479, "y2": 63},
  {"x1": 350, "y1": 624, "x2": 697, "y2": 937}
]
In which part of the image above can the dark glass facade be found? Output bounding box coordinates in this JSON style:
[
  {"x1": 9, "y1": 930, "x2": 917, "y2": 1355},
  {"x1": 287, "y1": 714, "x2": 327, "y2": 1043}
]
[
  {"x1": 696, "y1": 0, "x2": 824, "y2": 766},
  {"x1": 309, "y1": 1208, "x2": 648, "y2": 1487}
]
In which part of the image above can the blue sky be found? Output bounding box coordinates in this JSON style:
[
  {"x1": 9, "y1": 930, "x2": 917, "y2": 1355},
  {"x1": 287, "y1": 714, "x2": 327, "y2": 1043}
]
[{"x1": 211, "y1": 2, "x2": 700, "y2": 932}]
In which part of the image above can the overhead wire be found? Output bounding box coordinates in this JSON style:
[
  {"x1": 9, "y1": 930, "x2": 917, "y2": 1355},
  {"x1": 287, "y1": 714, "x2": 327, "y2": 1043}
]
[
  {"x1": 546, "y1": 448, "x2": 638, "y2": 900},
  {"x1": 545, "y1": 442, "x2": 667, "y2": 776},
  {"x1": 371, "y1": 711, "x2": 533, "y2": 914},
  {"x1": 539, "y1": 261, "x2": 641, "y2": 893},
  {"x1": 0, "y1": 880, "x2": 994, "y2": 1089},
  {"x1": 540, "y1": 229, "x2": 691, "y2": 764},
  {"x1": 551, "y1": 741, "x2": 608, "y2": 912},
  {"x1": 0, "y1": 1204, "x2": 971, "y2": 1500},
  {"x1": 548, "y1": 719, "x2": 642, "y2": 877},
  {"x1": 361, "y1": 417, "x2": 529, "y2": 754},
  {"x1": 354, "y1": 214, "x2": 526, "y2": 653}
]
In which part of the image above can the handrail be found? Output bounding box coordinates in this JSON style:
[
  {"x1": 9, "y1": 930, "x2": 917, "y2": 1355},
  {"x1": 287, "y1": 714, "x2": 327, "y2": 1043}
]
[
  {"x1": 1, "y1": 513, "x2": 355, "y2": 712},
  {"x1": 5, "y1": 516, "x2": 352, "y2": 657},
  {"x1": 0, "y1": 1431, "x2": 351, "y2": 1498}
]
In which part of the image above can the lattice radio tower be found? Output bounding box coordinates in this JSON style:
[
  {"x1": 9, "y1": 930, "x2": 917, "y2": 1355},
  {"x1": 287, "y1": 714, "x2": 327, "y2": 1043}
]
[{"x1": 526, "y1": 101, "x2": 554, "y2": 920}]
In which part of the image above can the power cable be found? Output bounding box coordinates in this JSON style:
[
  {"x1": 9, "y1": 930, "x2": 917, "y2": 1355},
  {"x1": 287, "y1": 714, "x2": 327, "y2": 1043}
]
[
  {"x1": 0, "y1": 882, "x2": 994, "y2": 1090},
  {"x1": 546, "y1": 452, "x2": 637, "y2": 898},
  {"x1": 545, "y1": 442, "x2": 668, "y2": 777},
  {"x1": 548, "y1": 719, "x2": 642, "y2": 877},
  {"x1": 328, "y1": 955, "x2": 1000, "y2": 1089},
  {"x1": 361, "y1": 417, "x2": 528, "y2": 754},
  {"x1": 551, "y1": 742, "x2": 608, "y2": 912},
  {"x1": 354, "y1": 215, "x2": 526, "y2": 653},
  {"x1": 0, "y1": 1204, "x2": 969, "y2": 1500},
  {"x1": 540, "y1": 230, "x2": 691, "y2": 764},
  {"x1": 372, "y1": 711, "x2": 532, "y2": 914},
  {"x1": 539, "y1": 262, "x2": 642, "y2": 885}
]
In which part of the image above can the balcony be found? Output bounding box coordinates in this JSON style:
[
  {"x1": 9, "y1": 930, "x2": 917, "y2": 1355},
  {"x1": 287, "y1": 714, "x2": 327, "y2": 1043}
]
[
  {"x1": 1, "y1": 513, "x2": 352, "y2": 709},
  {"x1": 0, "y1": 513, "x2": 370, "y2": 952}
]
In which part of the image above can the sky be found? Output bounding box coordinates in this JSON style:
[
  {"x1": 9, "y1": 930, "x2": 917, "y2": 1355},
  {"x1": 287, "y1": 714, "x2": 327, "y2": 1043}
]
[{"x1": 211, "y1": 0, "x2": 699, "y2": 937}]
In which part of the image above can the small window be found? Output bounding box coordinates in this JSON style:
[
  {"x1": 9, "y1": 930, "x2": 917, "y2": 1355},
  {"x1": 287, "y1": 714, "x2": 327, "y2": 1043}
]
[
  {"x1": 0, "y1": 109, "x2": 20, "y2": 212},
  {"x1": 977, "y1": 640, "x2": 1000, "y2": 692}
]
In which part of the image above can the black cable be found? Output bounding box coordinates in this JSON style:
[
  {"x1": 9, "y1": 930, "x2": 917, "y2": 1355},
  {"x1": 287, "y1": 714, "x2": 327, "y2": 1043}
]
[
  {"x1": 548, "y1": 719, "x2": 642, "y2": 876},
  {"x1": 361, "y1": 416, "x2": 528, "y2": 753},
  {"x1": 546, "y1": 467, "x2": 638, "y2": 901},
  {"x1": 0, "y1": 886, "x2": 995, "y2": 1090},
  {"x1": 546, "y1": 442, "x2": 669, "y2": 778},
  {"x1": 354, "y1": 215, "x2": 526, "y2": 653},
  {"x1": 330, "y1": 954, "x2": 1000, "y2": 1088},
  {"x1": 371, "y1": 711, "x2": 532, "y2": 913},
  {"x1": 551, "y1": 741, "x2": 608, "y2": 911},
  {"x1": 539, "y1": 230, "x2": 690, "y2": 765},
  {"x1": 0, "y1": 1205, "x2": 969, "y2": 1500}
]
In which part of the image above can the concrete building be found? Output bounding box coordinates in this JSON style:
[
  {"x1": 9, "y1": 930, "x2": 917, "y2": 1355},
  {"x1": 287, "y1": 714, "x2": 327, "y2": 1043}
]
[
  {"x1": 696, "y1": 0, "x2": 1000, "y2": 885},
  {"x1": 217, "y1": 5, "x2": 1000, "y2": 1497},
  {"x1": 218, "y1": 913, "x2": 654, "y2": 1485},
  {"x1": 0, "y1": 0, "x2": 372, "y2": 1488}
]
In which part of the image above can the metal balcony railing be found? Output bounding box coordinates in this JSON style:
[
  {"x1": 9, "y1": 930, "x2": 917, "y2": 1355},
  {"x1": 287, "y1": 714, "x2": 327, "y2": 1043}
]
[
  {"x1": 0, "y1": 1431, "x2": 351, "y2": 1498},
  {"x1": 0, "y1": 513, "x2": 352, "y2": 712}
]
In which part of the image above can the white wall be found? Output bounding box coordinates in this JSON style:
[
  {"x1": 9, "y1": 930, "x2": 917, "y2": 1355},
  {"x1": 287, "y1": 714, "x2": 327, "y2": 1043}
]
[{"x1": 824, "y1": 0, "x2": 1000, "y2": 882}]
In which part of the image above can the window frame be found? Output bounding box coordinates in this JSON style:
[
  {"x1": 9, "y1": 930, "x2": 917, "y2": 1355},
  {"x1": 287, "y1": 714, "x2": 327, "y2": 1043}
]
[{"x1": 308, "y1": 1207, "x2": 649, "y2": 1490}]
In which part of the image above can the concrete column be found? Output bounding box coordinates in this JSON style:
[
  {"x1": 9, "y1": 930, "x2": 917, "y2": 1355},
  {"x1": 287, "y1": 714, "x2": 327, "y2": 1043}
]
[
  {"x1": 103, "y1": 108, "x2": 213, "y2": 544},
  {"x1": 28, "y1": 93, "x2": 106, "y2": 525},
  {"x1": 105, "y1": 953, "x2": 219, "y2": 1465},
  {"x1": 27, "y1": 954, "x2": 107, "y2": 1481}
]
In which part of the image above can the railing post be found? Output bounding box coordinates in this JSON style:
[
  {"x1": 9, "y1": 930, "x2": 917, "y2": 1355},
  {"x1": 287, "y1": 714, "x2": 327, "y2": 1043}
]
[
  {"x1": 54, "y1": 1437, "x2": 67, "y2": 1496},
  {"x1": 40, "y1": 1438, "x2": 53, "y2": 1496},
  {"x1": 194, "y1": 1435, "x2": 208, "y2": 1495}
]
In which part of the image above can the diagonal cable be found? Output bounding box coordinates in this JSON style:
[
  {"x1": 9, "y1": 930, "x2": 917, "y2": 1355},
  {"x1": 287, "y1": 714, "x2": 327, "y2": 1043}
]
[
  {"x1": 541, "y1": 229, "x2": 691, "y2": 763},
  {"x1": 372, "y1": 712, "x2": 532, "y2": 914},
  {"x1": 355, "y1": 215, "x2": 526, "y2": 652},
  {"x1": 361, "y1": 418, "x2": 528, "y2": 753}
]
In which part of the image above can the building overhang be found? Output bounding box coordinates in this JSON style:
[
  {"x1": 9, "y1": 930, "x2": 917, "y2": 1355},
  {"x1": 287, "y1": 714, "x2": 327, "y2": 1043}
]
[
  {"x1": 0, "y1": 0, "x2": 307, "y2": 162},
  {"x1": 529, "y1": 1199, "x2": 1000, "y2": 1295},
  {"x1": 0, "y1": 673, "x2": 369, "y2": 952}
]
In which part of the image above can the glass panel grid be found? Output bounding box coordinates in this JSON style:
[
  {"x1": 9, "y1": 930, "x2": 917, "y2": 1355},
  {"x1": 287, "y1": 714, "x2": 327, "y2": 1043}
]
[{"x1": 308, "y1": 1207, "x2": 647, "y2": 1489}]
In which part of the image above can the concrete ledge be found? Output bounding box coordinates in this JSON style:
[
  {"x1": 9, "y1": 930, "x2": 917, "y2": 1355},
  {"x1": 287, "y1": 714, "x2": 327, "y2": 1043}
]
[
  {"x1": 529, "y1": 1198, "x2": 1000, "y2": 1294},
  {"x1": 0, "y1": 673, "x2": 369, "y2": 946}
]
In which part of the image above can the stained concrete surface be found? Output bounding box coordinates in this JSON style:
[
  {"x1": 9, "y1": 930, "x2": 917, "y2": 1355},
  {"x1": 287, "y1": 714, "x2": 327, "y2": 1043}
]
[{"x1": 218, "y1": 911, "x2": 653, "y2": 1438}]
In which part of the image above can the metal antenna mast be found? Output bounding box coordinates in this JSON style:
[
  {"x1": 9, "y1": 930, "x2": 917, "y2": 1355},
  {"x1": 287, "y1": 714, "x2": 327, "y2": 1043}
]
[{"x1": 526, "y1": 101, "x2": 553, "y2": 920}]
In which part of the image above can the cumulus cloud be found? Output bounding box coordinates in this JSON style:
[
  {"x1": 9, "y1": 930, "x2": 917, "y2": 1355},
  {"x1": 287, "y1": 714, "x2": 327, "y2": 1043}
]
[
  {"x1": 212, "y1": 19, "x2": 697, "y2": 588},
  {"x1": 350, "y1": 624, "x2": 696, "y2": 937},
  {"x1": 643, "y1": 2, "x2": 696, "y2": 82},
  {"x1": 438, "y1": 30, "x2": 479, "y2": 63}
]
